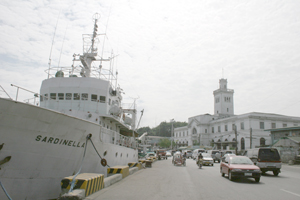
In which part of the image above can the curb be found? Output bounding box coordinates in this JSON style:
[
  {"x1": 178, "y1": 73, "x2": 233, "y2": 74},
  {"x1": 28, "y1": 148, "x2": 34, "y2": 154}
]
[{"x1": 60, "y1": 166, "x2": 144, "y2": 200}]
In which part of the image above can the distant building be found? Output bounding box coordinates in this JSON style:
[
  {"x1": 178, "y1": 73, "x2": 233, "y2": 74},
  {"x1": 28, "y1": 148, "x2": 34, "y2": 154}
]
[{"x1": 174, "y1": 78, "x2": 300, "y2": 152}]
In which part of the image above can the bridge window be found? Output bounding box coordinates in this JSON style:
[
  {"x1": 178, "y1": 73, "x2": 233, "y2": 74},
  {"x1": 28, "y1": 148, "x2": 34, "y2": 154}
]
[
  {"x1": 58, "y1": 93, "x2": 64, "y2": 100},
  {"x1": 50, "y1": 93, "x2": 56, "y2": 100},
  {"x1": 66, "y1": 93, "x2": 72, "y2": 100},
  {"x1": 100, "y1": 96, "x2": 106, "y2": 103},
  {"x1": 81, "y1": 93, "x2": 88, "y2": 100},
  {"x1": 91, "y1": 94, "x2": 97, "y2": 101},
  {"x1": 74, "y1": 93, "x2": 80, "y2": 100}
]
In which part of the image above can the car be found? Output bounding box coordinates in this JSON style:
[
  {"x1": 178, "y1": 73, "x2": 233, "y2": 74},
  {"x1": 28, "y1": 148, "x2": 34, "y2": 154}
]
[
  {"x1": 206, "y1": 150, "x2": 220, "y2": 163},
  {"x1": 183, "y1": 150, "x2": 193, "y2": 158},
  {"x1": 243, "y1": 147, "x2": 281, "y2": 176},
  {"x1": 166, "y1": 151, "x2": 172, "y2": 157},
  {"x1": 192, "y1": 149, "x2": 206, "y2": 160},
  {"x1": 145, "y1": 152, "x2": 156, "y2": 159},
  {"x1": 220, "y1": 155, "x2": 262, "y2": 182},
  {"x1": 215, "y1": 150, "x2": 235, "y2": 162},
  {"x1": 201, "y1": 153, "x2": 214, "y2": 166}
]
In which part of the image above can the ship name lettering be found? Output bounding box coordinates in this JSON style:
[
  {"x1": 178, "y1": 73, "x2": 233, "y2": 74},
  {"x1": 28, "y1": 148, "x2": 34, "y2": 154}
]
[{"x1": 35, "y1": 135, "x2": 85, "y2": 148}]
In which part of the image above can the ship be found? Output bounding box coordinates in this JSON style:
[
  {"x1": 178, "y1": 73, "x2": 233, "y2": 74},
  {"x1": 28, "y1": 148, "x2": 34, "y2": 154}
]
[{"x1": 0, "y1": 13, "x2": 140, "y2": 200}]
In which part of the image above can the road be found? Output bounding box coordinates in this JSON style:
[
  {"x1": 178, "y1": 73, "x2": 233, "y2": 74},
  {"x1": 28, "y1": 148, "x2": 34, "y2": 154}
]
[{"x1": 87, "y1": 157, "x2": 300, "y2": 200}]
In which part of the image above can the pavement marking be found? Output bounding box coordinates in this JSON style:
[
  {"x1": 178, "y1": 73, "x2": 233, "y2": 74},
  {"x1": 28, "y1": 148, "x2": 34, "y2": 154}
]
[{"x1": 281, "y1": 189, "x2": 300, "y2": 197}]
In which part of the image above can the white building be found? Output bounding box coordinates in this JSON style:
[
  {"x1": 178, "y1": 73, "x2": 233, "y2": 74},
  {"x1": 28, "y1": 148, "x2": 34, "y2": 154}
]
[{"x1": 174, "y1": 78, "x2": 300, "y2": 152}]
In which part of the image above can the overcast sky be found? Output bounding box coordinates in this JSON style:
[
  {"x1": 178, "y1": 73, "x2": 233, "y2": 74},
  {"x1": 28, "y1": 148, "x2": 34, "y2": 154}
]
[{"x1": 1, "y1": 0, "x2": 300, "y2": 128}]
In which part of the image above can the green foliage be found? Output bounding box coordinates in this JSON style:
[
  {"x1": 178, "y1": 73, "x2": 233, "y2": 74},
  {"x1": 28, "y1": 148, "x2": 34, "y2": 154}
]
[
  {"x1": 137, "y1": 121, "x2": 188, "y2": 137},
  {"x1": 158, "y1": 138, "x2": 171, "y2": 148}
]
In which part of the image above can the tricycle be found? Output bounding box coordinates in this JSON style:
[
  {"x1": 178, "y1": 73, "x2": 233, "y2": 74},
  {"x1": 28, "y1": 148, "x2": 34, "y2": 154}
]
[{"x1": 172, "y1": 152, "x2": 186, "y2": 166}]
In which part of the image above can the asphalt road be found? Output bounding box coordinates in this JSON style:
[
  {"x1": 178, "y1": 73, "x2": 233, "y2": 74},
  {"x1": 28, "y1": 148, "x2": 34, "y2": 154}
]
[{"x1": 88, "y1": 157, "x2": 300, "y2": 200}]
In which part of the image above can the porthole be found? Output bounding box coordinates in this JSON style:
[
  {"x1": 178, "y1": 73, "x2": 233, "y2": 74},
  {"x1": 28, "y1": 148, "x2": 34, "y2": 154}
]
[{"x1": 103, "y1": 151, "x2": 107, "y2": 157}]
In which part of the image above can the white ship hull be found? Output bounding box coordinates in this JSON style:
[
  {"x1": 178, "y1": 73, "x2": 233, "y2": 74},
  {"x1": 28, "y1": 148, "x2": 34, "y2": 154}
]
[{"x1": 0, "y1": 98, "x2": 138, "y2": 199}]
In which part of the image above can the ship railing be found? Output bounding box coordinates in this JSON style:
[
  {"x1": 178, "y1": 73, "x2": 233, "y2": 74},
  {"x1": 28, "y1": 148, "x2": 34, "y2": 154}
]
[{"x1": 100, "y1": 127, "x2": 137, "y2": 149}]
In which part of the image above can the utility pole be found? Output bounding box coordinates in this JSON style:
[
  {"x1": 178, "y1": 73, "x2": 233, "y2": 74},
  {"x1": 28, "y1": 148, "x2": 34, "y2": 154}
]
[
  {"x1": 250, "y1": 128, "x2": 252, "y2": 149},
  {"x1": 234, "y1": 124, "x2": 237, "y2": 155},
  {"x1": 170, "y1": 119, "x2": 174, "y2": 150}
]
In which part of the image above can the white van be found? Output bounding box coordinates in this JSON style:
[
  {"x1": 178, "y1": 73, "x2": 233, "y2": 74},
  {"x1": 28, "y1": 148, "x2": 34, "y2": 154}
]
[
  {"x1": 192, "y1": 149, "x2": 206, "y2": 160},
  {"x1": 244, "y1": 147, "x2": 281, "y2": 176}
]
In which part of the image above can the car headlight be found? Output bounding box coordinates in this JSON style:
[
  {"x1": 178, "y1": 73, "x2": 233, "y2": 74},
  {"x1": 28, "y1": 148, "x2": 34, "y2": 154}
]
[{"x1": 231, "y1": 169, "x2": 242, "y2": 172}]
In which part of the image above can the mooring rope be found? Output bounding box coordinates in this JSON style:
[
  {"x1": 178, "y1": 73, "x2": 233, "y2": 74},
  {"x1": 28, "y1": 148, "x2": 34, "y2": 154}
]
[
  {"x1": 0, "y1": 180, "x2": 12, "y2": 200},
  {"x1": 68, "y1": 134, "x2": 91, "y2": 193},
  {"x1": 90, "y1": 138, "x2": 110, "y2": 168}
]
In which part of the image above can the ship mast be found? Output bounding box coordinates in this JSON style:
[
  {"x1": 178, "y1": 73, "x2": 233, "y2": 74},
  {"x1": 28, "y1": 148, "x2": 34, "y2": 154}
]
[{"x1": 78, "y1": 13, "x2": 101, "y2": 78}]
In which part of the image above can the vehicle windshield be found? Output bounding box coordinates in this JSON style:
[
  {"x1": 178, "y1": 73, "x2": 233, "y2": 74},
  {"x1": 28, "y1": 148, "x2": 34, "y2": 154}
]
[
  {"x1": 202, "y1": 153, "x2": 211, "y2": 158},
  {"x1": 230, "y1": 157, "x2": 253, "y2": 165},
  {"x1": 258, "y1": 149, "x2": 280, "y2": 161}
]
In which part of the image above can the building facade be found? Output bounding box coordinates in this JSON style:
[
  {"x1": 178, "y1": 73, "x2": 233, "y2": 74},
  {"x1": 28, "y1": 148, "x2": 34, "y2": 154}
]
[{"x1": 174, "y1": 78, "x2": 300, "y2": 152}]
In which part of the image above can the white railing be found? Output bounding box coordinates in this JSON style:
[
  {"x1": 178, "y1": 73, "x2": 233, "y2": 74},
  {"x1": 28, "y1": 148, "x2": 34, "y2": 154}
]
[{"x1": 100, "y1": 126, "x2": 137, "y2": 149}]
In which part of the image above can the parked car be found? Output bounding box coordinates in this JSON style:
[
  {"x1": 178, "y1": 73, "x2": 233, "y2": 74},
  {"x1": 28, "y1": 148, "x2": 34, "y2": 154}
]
[
  {"x1": 183, "y1": 150, "x2": 193, "y2": 158},
  {"x1": 206, "y1": 150, "x2": 220, "y2": 163},
  {"x1": 192, "y1": 149, "x2": 206, "y2": 160},
  {"x1": 243, "y1": 147, "x2": 281, "y2": 176},
  {"x1": 201, "y1": 153, "x2": 214, "y2": 166},
  {"x1": 220, "y1": 155, "x2": 261, "y2": 182},
  {"x1": 145, "y1": 152, "x2": 156, "y2": 159}
]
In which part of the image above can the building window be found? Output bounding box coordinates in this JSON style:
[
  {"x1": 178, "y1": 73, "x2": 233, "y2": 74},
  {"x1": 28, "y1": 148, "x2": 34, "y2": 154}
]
[
  {"x1": 232, "y1": 124, "x2": 235, "y2": 130},
  {"x1": 225, "y1": 125, "x2": 228, "y2": 131},
  {"x1": 218, "y1": 126, "x2": 221, "y2": 132},
  {"x1": 58, "y1": 93, "x2": 64, "y2": 100},
  {"x1": 272, "y1": 123, "x2": 276, "y2": 129},
  {"x1": 205, "y1": 129, "x2": 207, "y2": 133},
  {"x1": 241, "y1": 122, "x2": 244, "y2": 130},
  {"x1": 241, "y1": 137, "x2": 245, "y2": 150},
  {"x1": 193, "y1": 128, "x2": 197, "y2": 135},
  {"x1": 260, "y1": 122, "x2": 264, "y2": 129},
  {"x1": 260, "y1": 138, "x2": 266, "y2": 146},
  {"x1": 283, "y1": 123, "x2": 287, "y2": 128},
  {"x1": 44, "y1": 94, "x2": 48, "y2": 101},
  {"x1": 227, "y1": 108, "x2": 229, "y2": 112},
  {"x1": 212, "y1": 127, "x2": 214, "y2": 133}
]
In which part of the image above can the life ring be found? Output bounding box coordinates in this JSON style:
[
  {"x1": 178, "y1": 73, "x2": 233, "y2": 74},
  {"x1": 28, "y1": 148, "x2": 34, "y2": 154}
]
[{"x1": 101, "y1": 159, "x2": 107, "y2": 166}]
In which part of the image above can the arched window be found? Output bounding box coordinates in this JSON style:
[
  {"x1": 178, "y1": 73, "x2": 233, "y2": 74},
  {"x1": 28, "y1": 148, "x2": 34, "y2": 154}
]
[
  {"x1": 193, "y1": 128, "x2": 197, "y2": 135},
  {"x1": 241, "y1": 137, "x2": 245, "y2": 150},
  {"x1": 260, "y1": 138, "x2": 266, "y2": 146}
]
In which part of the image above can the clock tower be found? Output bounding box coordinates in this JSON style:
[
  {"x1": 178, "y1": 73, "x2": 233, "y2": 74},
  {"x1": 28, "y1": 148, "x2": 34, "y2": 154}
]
[{"x1": 213, "y1": 78, "x2": 234, "y2": 116}]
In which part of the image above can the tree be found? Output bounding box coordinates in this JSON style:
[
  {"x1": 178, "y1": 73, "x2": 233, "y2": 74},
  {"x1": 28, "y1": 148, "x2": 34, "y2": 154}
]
[{"x1": 158, "y1": 138, "x2": 171, "y2": 148}]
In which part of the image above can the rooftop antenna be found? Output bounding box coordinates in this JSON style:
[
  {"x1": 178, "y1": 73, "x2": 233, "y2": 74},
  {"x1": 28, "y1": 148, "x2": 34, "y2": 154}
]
[
  {"x1": 58, "y1": 25, "x2": 68, "y2": 69},
  {"x1": 48, "y1": 10, "x2": 61, "y2": 78}
]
